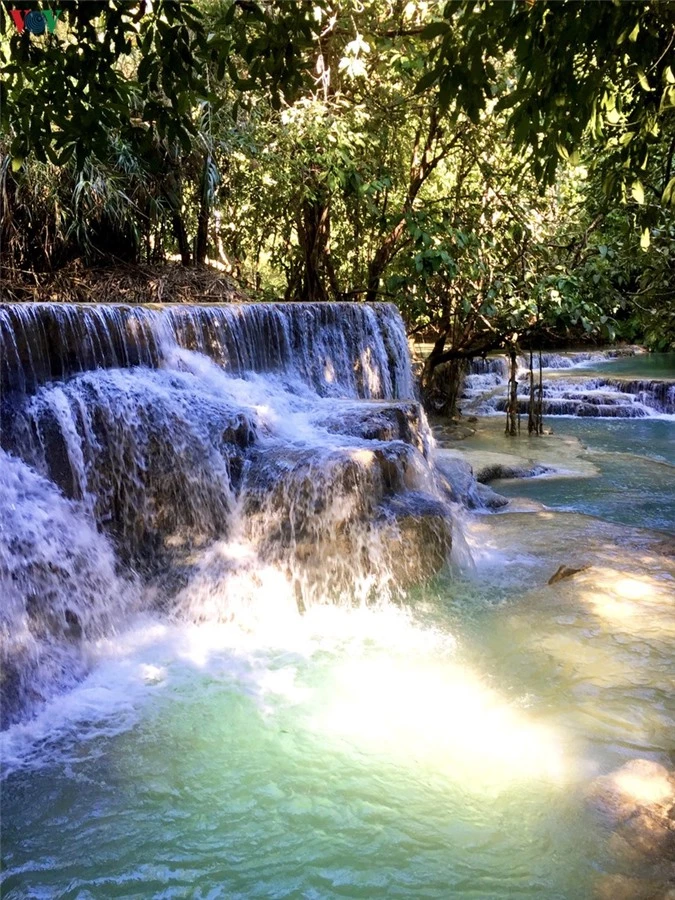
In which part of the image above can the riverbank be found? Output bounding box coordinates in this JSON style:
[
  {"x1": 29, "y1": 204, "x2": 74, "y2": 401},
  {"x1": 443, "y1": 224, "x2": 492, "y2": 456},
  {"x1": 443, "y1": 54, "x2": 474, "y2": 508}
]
[{"x1": 0, "y1": 261, "x2": 246, "y2": 304}]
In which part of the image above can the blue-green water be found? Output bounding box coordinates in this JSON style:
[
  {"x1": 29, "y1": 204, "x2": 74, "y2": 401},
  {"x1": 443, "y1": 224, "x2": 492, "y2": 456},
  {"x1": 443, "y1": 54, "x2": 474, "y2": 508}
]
[
  {"x1": 573, "y1": 351, "x2": 675, "y2": 379},
  {"x1": 3, "y1": 503, "x2": 675, "y2": 899},
  {"x1": 486, "y1": 418, "x2": 675, "y2": 533}
]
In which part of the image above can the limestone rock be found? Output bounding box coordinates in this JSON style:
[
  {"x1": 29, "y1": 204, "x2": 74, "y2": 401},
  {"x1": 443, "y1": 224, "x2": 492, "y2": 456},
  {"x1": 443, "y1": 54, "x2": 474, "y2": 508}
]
[
  {"x1": 476, "y1": 462, "x2": 553, "y2": 483},
  {"x1": 587, "y1": 758, "x2": 675, "y2": 887},
  {"x1": 587, "y1": 759, "x2": 675, "y2": 829},
  {"x1": 435, "y1": 453, "x2": 509, "y2": 510}
]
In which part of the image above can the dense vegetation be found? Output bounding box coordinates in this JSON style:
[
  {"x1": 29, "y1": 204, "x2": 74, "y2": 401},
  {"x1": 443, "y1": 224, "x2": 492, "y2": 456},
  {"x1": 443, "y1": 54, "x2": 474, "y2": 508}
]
[{"x1": 1, "y1": 0, "x2": 674, "y2": 411}]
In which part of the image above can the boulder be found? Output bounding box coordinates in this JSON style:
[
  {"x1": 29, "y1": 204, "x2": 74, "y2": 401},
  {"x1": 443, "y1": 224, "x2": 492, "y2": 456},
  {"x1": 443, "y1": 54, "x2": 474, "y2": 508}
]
[
  {"x1": 314, "y1": 401, "x2": 431, "y2": 455},
  {"x1": 594, "y1": 874, "x2": 674, "y2": 900},
  {"x1": 587, "y1": 759, "x2": 675, "y2": 828},
  {"x1": 587, "y1": 759, "x2": 675, "y2": 872},
  {"x1": 435, "y1": 453, "x2": 508, "y2": 510},
  {"x1": 476, "y1": 462, "x2": 553, "y2": 483}
]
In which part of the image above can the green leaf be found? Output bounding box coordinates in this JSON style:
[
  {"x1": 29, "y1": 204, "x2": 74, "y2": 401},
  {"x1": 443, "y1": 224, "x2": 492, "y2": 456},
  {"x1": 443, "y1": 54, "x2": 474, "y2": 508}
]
[
  {"x1": 662, "y1": 177, "x2": 675, "y2": 206},
  {"x1": 631, "y1": 180, "x2": 644, "y2": 204},
  {"x1": 420, "y1": 21, "x2": 449, "y2": 40},
  {"x1": 636, "y1": 67, "x2": 652, "y2": 92},
  {"x1": 415, "y1": 69, "x2": 439, "y2": 94}
]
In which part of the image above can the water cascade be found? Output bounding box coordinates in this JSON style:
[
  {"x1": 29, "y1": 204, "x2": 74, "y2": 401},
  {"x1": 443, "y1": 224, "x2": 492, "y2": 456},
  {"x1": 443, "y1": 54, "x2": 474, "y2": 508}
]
[
  {"x1": 0, "y1": 302, "x2": 454, "y2": 728},
  {"x1": 461, "y1": 348, "x2": 675, "y2": 418}
]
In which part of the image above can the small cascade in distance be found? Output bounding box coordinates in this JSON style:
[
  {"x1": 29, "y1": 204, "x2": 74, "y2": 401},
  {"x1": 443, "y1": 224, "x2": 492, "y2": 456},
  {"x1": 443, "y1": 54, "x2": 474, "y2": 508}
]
[
  {"x1": 460, "y1": 348, "x2": 675, "y2": 418},
  {"x1": 0, "y1": 302, "x2": 457, "y2": 729}
]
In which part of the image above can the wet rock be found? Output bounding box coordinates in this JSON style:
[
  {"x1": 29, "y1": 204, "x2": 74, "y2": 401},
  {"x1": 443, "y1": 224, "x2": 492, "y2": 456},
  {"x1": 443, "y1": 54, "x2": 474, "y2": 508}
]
[
  {"x1": 607, "y1": 812, "x2": 675, "y2": 863},
  {"x1": 475, "y1": 483, "x2": 509, "y2": 509},
  {"x1": 64, "y1": 609, "x2": 83, "y2": 641},
  {"x1": 588, "y1": 761, "x2": 675, "y2": 900},
  {"x1": 434, "y1": 453, "x2": 509, "y2": 510},
  {"x1": 435, "y1": 455, "x2": 479, "y2": 506},
  {"x1": 548, "y1": 564, "x2": 591, "y2": 585},
  {"x1": 432, "y1": 421, "x2": 477, "y2": 442},
  {"x1": 593, "y1": 873, "x2": 672, "y2": 900},
  {"x1": 603, "y1": 379, "x2": 675, "y2": 416},
  {"x1": 379, "y1": 492, "x2": 452, "y2": 586},
  {"x1": 315, "y1": 401, "x2": 431, "y2": 455},
  {"x1": 587, "y1": 759, "x2": 675, "y2": 828},
  {"x1": 653, "y1": 536, "x2": 675, "y2": 559},
  {"x1": 475, "y1": 462, "x2": 553, "y2": 483}
]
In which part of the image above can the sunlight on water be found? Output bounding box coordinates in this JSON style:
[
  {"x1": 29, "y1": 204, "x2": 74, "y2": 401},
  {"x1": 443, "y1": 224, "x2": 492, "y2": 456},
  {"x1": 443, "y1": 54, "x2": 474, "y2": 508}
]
[
  {"x1": 3, "y1": 512, "x2": 675, "y2": 898},
  {"x1": 315, "y1": 656, "x2": 568, "y2": 788}
]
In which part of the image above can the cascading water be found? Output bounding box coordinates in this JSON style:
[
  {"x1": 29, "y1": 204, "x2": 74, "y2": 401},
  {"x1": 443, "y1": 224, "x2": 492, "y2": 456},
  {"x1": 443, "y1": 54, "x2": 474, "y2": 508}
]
[
  {"x1": 0, "y1": 302, "x2": 453, "y2": 728},
  {"x1": 0, "y1": 451, "x2": 140, "y2": 728},
  {"x1": 0, "y1": 301, "x2": 414, "y2": 398},
  {"x1": 460, "y1": 347, "x2": 675, "y2": 418}
]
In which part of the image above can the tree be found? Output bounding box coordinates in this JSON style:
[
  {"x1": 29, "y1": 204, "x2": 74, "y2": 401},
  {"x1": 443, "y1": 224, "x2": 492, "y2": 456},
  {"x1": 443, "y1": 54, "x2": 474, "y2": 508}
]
[{"x1": 419, "y1": 1, "x2": 675, "y2": 199}]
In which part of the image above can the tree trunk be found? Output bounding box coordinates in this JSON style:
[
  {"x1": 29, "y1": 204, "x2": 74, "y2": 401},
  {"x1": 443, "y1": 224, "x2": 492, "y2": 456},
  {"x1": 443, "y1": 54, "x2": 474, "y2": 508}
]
[
  {"x1": 294, "y1": 195, "x2": 338, "y2": 302},
  {"x1": 528, "y1": 348, "x2": 544, "y2": 434},
  {"x1": 505, "y1": 348, "x2": 520, "y2": 436},
  {"x1": 528, "y1": 349, "x2": 536, "y2": 434},
  {"x1": 537, "y1": 348, "x2": 544, "y2": 434},
  {"x1": 171, "y1": 212, "x2": 191, "y2": 266},
  {"x1": 423, "y1": 357, "x2": 465, "y2": 417},
  {"x1": 422, "y1": 334, "x2": 465, "y2": 416},
  {"x1": 194, "y1": 154, "x2": 211, "y2": 266}
]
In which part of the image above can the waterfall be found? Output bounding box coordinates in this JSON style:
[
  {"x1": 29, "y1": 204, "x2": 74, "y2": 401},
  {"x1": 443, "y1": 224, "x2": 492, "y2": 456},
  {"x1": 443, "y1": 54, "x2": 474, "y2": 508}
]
[
  {"x1": 460, "y1": 349, "x2": 674, "y2": 418},
  {"x1": 0, "y1": 302, "x2": 414, "y2": 400},
  {"x1": 0, "y1": 450, "x2": 141, "y2": 728},
  {"x1": 0, "y1": 302, "x2": 452, "y2": 728}
]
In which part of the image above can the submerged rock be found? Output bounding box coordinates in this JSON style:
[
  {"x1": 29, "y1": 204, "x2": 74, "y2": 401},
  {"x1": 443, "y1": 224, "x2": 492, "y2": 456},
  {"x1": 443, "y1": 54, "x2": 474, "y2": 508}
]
[
  {"x1": 587, "y1": 759, "x2": 675, "y2": 889},
  {"x1": 594, "y1": 873, "x2": 675, "y2": 900},
  {"x1": 475, "y1": 462, "x2": 554, "y2": 483},
  {"x1": 587, "y1": 759, "x2": 675, "y2": 829}
]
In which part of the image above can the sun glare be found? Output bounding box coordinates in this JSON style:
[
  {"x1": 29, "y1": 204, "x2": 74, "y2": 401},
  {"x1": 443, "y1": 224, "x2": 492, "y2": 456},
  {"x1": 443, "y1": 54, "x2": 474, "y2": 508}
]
[{"x1": 315, "y1": 656, "x2": 568, "y2": 789}]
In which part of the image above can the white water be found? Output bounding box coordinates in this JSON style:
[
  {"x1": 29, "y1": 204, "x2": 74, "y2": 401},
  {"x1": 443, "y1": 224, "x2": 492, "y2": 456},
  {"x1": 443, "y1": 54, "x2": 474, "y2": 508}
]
[{"x1": 461, "y1": 349, "x2": 675, "y2": 419}]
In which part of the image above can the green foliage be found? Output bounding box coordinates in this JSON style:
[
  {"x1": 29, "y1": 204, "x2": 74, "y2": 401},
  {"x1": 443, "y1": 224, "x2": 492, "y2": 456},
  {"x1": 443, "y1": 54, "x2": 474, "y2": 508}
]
[
  {"x1": 1, "y1": 2, "x2": 209, "y2": 167},
  {"x1": 418, "y1": 1, "x2": 675, "y2": 198},
  {"x1": 0, "y1": 0, "x2": 673, "y2": 354}
]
